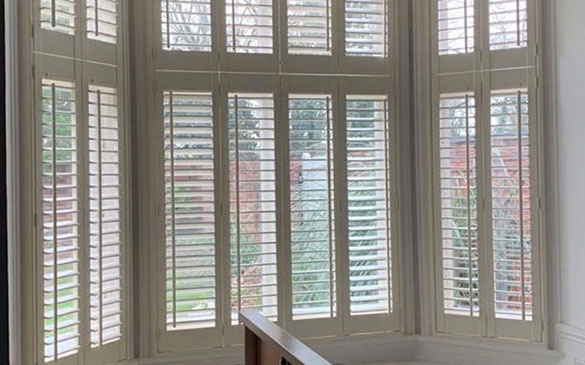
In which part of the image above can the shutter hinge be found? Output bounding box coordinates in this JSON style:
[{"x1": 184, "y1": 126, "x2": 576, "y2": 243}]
[{"x1": 535, "y1": 44, "x2": 539, "y2": 58}]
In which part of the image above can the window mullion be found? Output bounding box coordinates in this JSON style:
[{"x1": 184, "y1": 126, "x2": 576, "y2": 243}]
[
  {"x1": 277, "y1": 84, "x2": 292, "y2": 329},
  {"x1": 218, "y1": 82, "x2": 232, "y2": 344},
  {"x1": 334, "y1": 85, "x2": 350, "y2": 333},
  {"x1": 212, "y1": 81, "x2": 225, "y2": 340},
  {"x1": 478, "y1": 74, "x2": 495, "y2": 338},
  {"x1": 78, "y1": 76, "x2": 90, "y2": 363}
]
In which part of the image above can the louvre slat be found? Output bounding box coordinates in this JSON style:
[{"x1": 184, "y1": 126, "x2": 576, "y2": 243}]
[
  {"x1": 40, "y1": 0, "x2": 76, "y2": 35},
  {"x1": 438, "y1": 0, "x2": 474, "y2": 55},
  {"x1": 438, "y1": 93, "x2": 480, "y2": 318},
  {"x1": 226, "y1": 0, "x2": 273, "y2": 54},
  {"x1": 489, "y1": 0, "x2": 527, "y2": 50},
  {"x1": 164, "y1": 91, "x2": 217, "y2": 331},
  {"x1": 346, "y1": 96, "x2": 392, "y2": 316},
  {"x1": 490, "y1": 90, "x2": 532, "y2": 321},
  {"x1": 41, "y1": 80, "x2": 81, "y2": 362},
  {"x1": 288, "y1": 0, "x2": 331, "y2": 55},
  {"x1": 229, "y1": 93, "x2": 278, "y2": 324},
  {"x1": 345, "y1": 0, "x2": 387, "y2": 57},
  {"x1": 162, "y1": 0, "x2": 212, "y2": 51},
  {"x1": 87, "y1": 0, "x2": 118, "y2": 43}
]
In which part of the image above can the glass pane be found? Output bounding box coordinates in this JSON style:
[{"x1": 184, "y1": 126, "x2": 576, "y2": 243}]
[
  {"x1": 164, "y1": 91, "x2": 217, "y2": 330},
  {"x1": 438, "y1": 93, "x2": 479, "y2": 317},
  {"x1": 87, "y1": 0, "x2": 118, "y2": 44},
  {"x1": 41, "y1": 79, "x2": 80, "y2": 361},
  {"x1": 41, "y1": 0, "x2": 76, "y2": 35},
  {"x1": 288, "y1": 0, "x2": 332, "y2": 56},
  {"x1": 229, "y1": 93, "x2": 278, "y2": 324},
  {"x1": 289, "y1": 95, "x2": 335, "y2": 320},
  {"x1": 491, "y1": 90, "x2": 532, "y2": 321},
  {"x1": 438, "y1": 0, "x2": 474, "y2": 55},
  {"x1": 88, "y1": 85, "x2": 123, "y2": 346},
  {"x1": 161, "y1": 0, "x2": 212, "y2": 52},
  {"x1": 345, "y1": 0, "x2": 388, "y2": 57},
  {"x1": 347, "y1": 96, "x2": 392, "y2": 315},
  {"x1": 489, "y1": 0, "x2": 528, "y2": 50},
  {"x1": 226, "y1": 0, "x2": 274, "y2": 54}
]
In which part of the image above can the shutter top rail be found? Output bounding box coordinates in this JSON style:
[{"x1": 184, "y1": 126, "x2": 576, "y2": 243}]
[{"x1": 239, "y1": 310, "x2": 332, "y2": 365}]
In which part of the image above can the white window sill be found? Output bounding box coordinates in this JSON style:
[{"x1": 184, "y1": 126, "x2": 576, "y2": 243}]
[{"x1": 131, "y1": 332, "x2": 562, "y2": 365}]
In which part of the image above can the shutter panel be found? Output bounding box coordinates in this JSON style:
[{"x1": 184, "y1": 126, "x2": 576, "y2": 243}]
[
  {"x1": 438, "y1": 0, "x2": 475, "y2": 55},
  {"x1": 41, "y1": 0, "x2": 76, "y2": 34},
  {"x1": 346, "y1": 96, "x2": 392, "y2": 315},
  {"x1": 88, "y1": 85, "x2": 123, "y2": 347},
  {"x1": 229, "y1": 93, "x2": 278, "y2": 324},
  {"x1": 41, "y1": 79, "x2": 81, "y2": 361},
  {"x1": 490, "y1": 90, "x2": 532, "y2": 321},
  {"x1": 287, "y1": 0, "x2": 332, "y2": 56},
  {"x1": 161, "y1": 0, "x2": 212, "y2": 51},
  {"x1": 226, "y1": 0, "x2": 274, "y2": 54},
  {"x1": 164, "y1": 91, "x2": 217, "y2": 330},
  {"x1": 345, "y1": 0, "x2": 388, "y2": 57},
  {"x1": 87, "y1": 0, "x2": 118, "y2": 44},
  {"x1": 288, "y1": 95, "x2": 335, "y2": 320},
  {"x1": 489, "y1": 0, "x2": 528, "y2": 50},
  {"x1": 438, "y1": 93, "x2": 479, "y2": 317}
]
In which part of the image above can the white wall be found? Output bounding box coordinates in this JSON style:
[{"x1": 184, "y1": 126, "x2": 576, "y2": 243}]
[{"x1": 554, "y1": 0, "x2": 585, "y2": 362}]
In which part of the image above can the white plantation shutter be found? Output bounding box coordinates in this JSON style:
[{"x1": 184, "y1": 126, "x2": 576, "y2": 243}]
[
  {"x1": 161, "y1": 0, "x2": 212, "y2": 51},
  {"x1": 87, "y1": 0, "x2": 118, "y2": 44},
  {"x1": 438, "y1": 0, "x2": 475, "y2": 55},
  {"x1": 114, "y1": 0, "x2": 400, "y2": 351},
  {"x1": 345, "y1": 0, "x2": 388, "y2": 57},
  {"x1": 288, "y1": 95, "x2": 336, "y2": 320},
  {"x1": 489, "y1": 0, "x2": 528, "y2": 50},
  {"x1": 490, "y1": 89, "x2": 532, "y2": 321},
  {"x1": 346, "y1": 96, "x2": 392, "y2": 316},
  {"x1": 41, "y1": 79, "x2": 81, "y2": 362},
  {"x1": 229, "y1": 93, "x2": 278, "y2": 323},
  {"x1": 164, "y1": 91, "x2": 217, "y2": 330},
  {"x1": 41, "y1": 0, "x2": 76, "y2": 34},
  {"x1": 226, "y1": 0, "x2": 274, "y2": 54},
  {"x1": 26, "y1": 0, "x2": 128, "y2": 362},
  {"x1": 88, "y1": 85, "x2": 123, "y2": 347},
  {"x1": 287, "y1": 0, "x2": 332, "y2": 56},
  {"x1": 438, "y1": 93, "x2": 479, "y2": 317},
  {"x1": 432, "y1": 0, "x2": 541, "y2": 340}
]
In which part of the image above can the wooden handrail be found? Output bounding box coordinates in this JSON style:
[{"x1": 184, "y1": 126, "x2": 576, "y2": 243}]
[{"x1": 240, "y1": 310, "x2": 333, "y2": 365}]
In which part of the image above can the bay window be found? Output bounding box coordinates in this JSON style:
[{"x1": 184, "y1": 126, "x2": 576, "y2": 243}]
[{"x1": 12, "y1": 0, "x2": 547, "y2": 363}]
